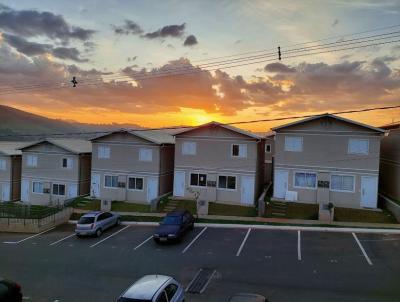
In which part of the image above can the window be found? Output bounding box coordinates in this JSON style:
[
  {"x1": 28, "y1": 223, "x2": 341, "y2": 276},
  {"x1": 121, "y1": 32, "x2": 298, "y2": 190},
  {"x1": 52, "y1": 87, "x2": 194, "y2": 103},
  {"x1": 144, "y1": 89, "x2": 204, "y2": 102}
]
[
  {"x1": 348, "y1": 138, "x2": 369, "y2": 155},
  {"x1": 232, "y1": 144, "x2": 247, "y2": 158},
  {"x1": 32, "y1": 182, "x2": 44, "y2": 193},
  {"x1": 294, "y1": 172, "x2": 317, "y2": 189},
  {"x1": 331, "y1": 175, "x2": 355, "y2": 192},
  {"x1": 156, "y1": 291, "x2": 168, "y2": 302},
  {"x1": 52, "y1": 184, "x2": 66, "y2": 196},
  {"x1": 139, "y1": 148, "x2": 153, "y2": 162},
  {"x1": 285, "y1": 136, "x2": 303, "y2": 152},
  {"x1": 62, "y1": 158, "x2": 73, "y2": 169},
  {"x1": 27, "y1": 155, "x2": 38, "y2": 167},
  {"x1": 104, "y1": 175, "x2": 118, "y2": 188},
  {"x1": 182, "y1": 141, "x2": 196, "y2": 155},
  {"x1": 128, "y1": 177, "x2": 144, "y2": 190},
  {"x1": 0, "y1": 159, "x2": 6, "y2": 170},
  {"x1": 265, "y1": 144, "x2": 271, "y2": 153},
  {"x1": 165, "y1": 284, "x2": 178, "y2": 300},
  {"x1": 190, "y1": 173, "x2": 207, "y2": 187},
  {"x1": 98, "y1": 146, "x2": 110, "y2": 159},
  {"x1": 218, "y1": 175, "x2": 236, "y2": 190}
]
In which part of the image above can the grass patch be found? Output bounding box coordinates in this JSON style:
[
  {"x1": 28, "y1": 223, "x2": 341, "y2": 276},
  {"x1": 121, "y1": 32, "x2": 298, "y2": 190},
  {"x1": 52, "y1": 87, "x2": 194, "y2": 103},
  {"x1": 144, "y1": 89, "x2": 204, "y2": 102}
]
[
  {"x1": 111, "y1": 201, "x2": 151, "y2": 213},
  {"x1": 69, "y1": 196, "x2": 100, "y2": 211},
  {"x1": 158, "y1": 198, "x2": 197, "y2": 214},
  {"x1": 334, "y1": 207, "x2": 398, "y2": 224},
  {"x1": 265, "y1": 201, "x2": 319, "y2": 220},
  {"x1": 208, "y1": 202, "x2": 257, "y2": 217}
]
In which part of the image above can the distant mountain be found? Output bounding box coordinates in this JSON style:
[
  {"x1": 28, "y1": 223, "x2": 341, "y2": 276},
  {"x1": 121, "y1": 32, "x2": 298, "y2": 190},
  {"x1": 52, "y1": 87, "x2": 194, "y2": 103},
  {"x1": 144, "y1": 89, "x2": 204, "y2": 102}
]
[{"x1": 0, "y1": 105, "x2": 143, "y2": 141}]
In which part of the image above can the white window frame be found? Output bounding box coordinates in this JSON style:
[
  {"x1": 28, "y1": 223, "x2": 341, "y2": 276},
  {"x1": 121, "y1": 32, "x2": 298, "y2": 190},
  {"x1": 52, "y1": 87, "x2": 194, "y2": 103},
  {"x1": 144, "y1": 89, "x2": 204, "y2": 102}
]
[
  {"x1": 127, "y1": 176, "x2": 144, "y2": 191},
  {"x1": 32, "y1": 181, "x2": 44, "y2": 194},
  {"x1": 139, "y1": 148, "x2": 153, "y2": 162},
  {"x1": 62, "y1": 158, "x2": 73, "y2": 169},
  {"x1": 330, "y1": 174, "x2": 355, "y2": 193},
  {"x1": 104, "y1": 175, "x2": 119, "y2": 189},
  {"x1": 293, "y1": 171, "x2": 317, "y2": 190},
  {"x1": 182, "y1": 141, "x2": 196, "y2": 155},
  {"x1": 52, "y1": 183, "x2": 66, "y2": 196},
  {"x1": 348, "y1": 138, "x2": 369, "y2": 155},
  {"x1": 98, "y1": 146, "x2": 111, "y2": 159},
  {"x1": 265, "y1": 144, "x2": 271, "y2": 153},
  {"x1": 284, "y1": 136, "x2": 303, "y2": 152},
  {"x1": 0, "y1": 159, "x2": 6, "y2": 171},
  {"x1": 189, "y1": 172, "x2": 207, "y2": 187},
  {"x1": 26, "y1": 154, "x2": 38, "y2": 167},
  {"x1": 231, "y1": 144, "x2": 247, "y2": 158},
  {"x1": 217, "y1": 175, "x2": 237, "y2": 191}
]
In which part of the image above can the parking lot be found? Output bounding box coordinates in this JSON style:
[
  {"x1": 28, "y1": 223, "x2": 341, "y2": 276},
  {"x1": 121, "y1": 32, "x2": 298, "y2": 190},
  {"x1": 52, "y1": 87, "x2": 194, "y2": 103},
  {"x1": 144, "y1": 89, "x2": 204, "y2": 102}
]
[{"x1": 1, "y1": 223, "x2": 400, "y2": 302}]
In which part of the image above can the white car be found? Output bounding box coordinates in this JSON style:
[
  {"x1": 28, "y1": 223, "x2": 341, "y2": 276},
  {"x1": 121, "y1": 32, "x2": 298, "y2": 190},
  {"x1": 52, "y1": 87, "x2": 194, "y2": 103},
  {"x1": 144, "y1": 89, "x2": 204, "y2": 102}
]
[{"x1": 117, "y1": 275, "x2": 185, "y2": 302}]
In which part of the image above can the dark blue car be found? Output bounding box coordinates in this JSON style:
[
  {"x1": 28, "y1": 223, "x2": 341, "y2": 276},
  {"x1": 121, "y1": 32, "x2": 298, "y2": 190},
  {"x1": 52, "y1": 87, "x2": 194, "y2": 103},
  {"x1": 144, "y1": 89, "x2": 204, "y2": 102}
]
[{"x1": 153, "y1": 209, "x2": 195, "y2": 243}]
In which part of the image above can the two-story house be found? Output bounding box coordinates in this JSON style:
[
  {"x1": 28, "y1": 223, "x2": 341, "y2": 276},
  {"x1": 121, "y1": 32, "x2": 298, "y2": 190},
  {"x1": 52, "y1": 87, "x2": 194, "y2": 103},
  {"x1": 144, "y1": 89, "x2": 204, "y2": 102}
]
[
  {"x1": 0, "y1": 142, "x2": 26, "y2": 202},
  {"x1": 20, "y1": 139, "x2": 92, "y2": 205},
  {"x1": 272, "y1": 114, "x2": 385, "y2": 209},
  {"x1": 173, "y1": 122, "x2": 265, "y2": 205},
  {"x1": 379, "y1": 123, "x2": 400, "y2": 201},
  {"x1": 90, "y1": 130, "x2": 175, "y2": 204}
]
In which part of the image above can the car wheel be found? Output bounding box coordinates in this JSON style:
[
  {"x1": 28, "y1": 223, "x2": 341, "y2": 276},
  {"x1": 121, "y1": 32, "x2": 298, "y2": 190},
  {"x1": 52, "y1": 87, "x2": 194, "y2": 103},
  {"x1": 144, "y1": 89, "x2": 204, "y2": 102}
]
[
  {"x1": 153, "y1": 237, "x2": 160, "y2": 244},
  {"x1": 116, "y1": 218, "x2": 121, "y2": 226},
  {"x1": 96, "y1": 228, "x2": 102, "y2": 237},
  {"x1": 189, "y1": 222, "x2": 194, "y2": 230},
  {"x1": 76, "y1": 234, "x2": 82, "y2": 238}
]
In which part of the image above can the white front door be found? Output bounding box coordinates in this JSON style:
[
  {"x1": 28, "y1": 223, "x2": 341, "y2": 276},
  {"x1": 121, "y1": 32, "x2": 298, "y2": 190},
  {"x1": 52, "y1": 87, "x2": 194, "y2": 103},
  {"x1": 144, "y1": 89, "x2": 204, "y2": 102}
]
[
  {"x1": 147, "y1": 177, "x2": 158, "y2": 203},
  {"x1": 361, "y1": 176, "x2": 378, "y2": 208},
  {"x1": 21, "y1": 179, "x2": 29, "y2": 202},
  {"x1": 241, "y1": 175, "x2": 255, "y2": 205},
  {"x1": 1, "y1": 183, "x2": 10, "y2": 201},
  {"x1": 91, "y1": 173, "x2": 100, "y2": 198},
  {"x1": 274, "y1": 170, "x2": 288, "y2": 199},
  {"x1": 173, "y1": 171, "x2": 185, "y2": 197},
  {"x1": 67, "y1": 183, "x2": 78, "y2": 199}
]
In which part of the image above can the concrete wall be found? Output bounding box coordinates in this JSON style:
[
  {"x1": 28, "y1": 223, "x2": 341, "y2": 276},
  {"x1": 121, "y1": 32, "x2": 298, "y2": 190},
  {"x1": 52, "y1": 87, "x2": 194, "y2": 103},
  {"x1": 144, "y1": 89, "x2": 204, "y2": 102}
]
[
  {"x1": 381, "y1": 194, "x2": 400, "y2": 222},
  {"x1": 379, "y1": 128, "x2": 400, "y2": 201}
]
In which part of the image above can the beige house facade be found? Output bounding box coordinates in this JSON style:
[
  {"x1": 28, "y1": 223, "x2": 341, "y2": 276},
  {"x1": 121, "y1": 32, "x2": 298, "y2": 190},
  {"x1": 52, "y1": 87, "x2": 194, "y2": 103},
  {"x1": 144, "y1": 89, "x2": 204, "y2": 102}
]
[
  {"x1": 379, "y1": 123, "x2": 400, "y2": 201},
  {"x1": 173, "y1": 122, "x2": 265, "y2": 206},
  {"x1": 272, "y1": 114, "x2": 385, "y2": 209},
  {"x1": 0, "y1": 142, "x2": 25, "y2": 202},
  {"x1": 90, "y1": 130, "x2": 175, "y2": 204},
  {"x1": 20, "y1": 139, "x2": 92, "y2": 205}
]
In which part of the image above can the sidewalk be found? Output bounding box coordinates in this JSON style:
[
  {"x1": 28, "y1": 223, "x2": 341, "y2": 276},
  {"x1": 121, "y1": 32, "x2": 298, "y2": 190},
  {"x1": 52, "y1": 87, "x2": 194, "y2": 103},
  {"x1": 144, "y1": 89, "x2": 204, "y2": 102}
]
[{"x1": 72, "y1": 208, "x2": 400, "y2": 229}]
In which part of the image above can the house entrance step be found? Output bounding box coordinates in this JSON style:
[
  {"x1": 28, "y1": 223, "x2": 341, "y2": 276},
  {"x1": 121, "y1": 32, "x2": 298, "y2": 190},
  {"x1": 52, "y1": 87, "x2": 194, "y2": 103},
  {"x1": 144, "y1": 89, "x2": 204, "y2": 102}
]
[{"x1": 271, "y1": 212, "x2": 286, "y2": 217}]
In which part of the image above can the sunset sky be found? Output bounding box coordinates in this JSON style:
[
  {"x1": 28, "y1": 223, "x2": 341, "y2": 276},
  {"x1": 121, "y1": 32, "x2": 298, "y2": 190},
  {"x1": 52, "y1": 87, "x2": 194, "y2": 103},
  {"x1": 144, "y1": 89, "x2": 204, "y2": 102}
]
[{"x1": 0, "y1": 0, "x2": 399, "y2": 132}]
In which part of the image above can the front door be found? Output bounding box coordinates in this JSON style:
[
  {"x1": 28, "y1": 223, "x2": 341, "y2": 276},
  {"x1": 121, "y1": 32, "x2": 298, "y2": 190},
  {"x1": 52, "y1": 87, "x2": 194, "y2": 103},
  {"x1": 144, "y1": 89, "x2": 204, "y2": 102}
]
[
  {"x1": 91, "y1": 173, "x2": 100, "y2": 198},
  {"x1": 1, "y1": 183, "x2": 10, "y2": 201},
  {"x1": 361, "y1": 176, "x2": 378, "y2": 208},
  {"x1": 21, "y1": 179, "x2": 29, "y2": 202},
  {"x1": 67, "y1": 183, "x2": 78, "y2": 199},
  {"x1": 274, "y1": 170, "x2": 288, "y2": 199},
  {"x1": 147, "y1": 177, "x2": 158, "y2": 203},
  {"x1": 173, "y1": 171, "x2": 185, "y2": 197},
  {"x1": 241, "y1": 175, "x2": 255, "y2": 205}
]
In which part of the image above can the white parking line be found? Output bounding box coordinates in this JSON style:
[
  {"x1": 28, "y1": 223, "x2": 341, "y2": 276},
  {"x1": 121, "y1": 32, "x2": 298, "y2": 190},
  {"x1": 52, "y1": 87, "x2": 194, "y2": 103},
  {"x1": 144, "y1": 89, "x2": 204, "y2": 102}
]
[
  {"x1": 49, "y1": 233, "x2": 76, "y2": 246},
  {"x1": 200, "y1": 269, "x2": 217, "y2": 294},
  {"x1": 182, "y1": 227, "x2": 208, "y2": 254},
  {"x1": 298, "y1": 230, "x2": 302, "y2": 261},
  {"x1": 3, "y1": 227, "x2": 56, "y2": 244},
  {"x1": 236, "y1": 228, "x2": 251, "y2": 257},
  {"x1": 90, "y1": 226, "x2": 130, "y2": 248},
  {"x1": 185, "y1": 269, "x2": 203, "y2": 292},
  {"x1": 133, "y1": 235, "x2": 153, "y2": 250},
  {"x1": 352, "y1": 232, "x2": 373, "y2": 266}
]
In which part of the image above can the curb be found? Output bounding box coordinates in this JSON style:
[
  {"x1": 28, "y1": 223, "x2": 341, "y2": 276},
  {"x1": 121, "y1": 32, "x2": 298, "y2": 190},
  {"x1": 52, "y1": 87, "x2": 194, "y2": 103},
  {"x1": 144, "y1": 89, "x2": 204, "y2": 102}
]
[{"x1": 68, "y1": 220, "x2": 400, "y2": 234}]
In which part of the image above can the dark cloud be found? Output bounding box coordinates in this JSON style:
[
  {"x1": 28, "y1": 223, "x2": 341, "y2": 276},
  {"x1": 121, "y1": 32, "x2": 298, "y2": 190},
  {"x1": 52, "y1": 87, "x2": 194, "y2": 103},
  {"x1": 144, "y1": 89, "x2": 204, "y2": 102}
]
[
  {"x1": 265, "y1": 62, "x2": 296, "y2": 73},
  {"x1": 112, "y1": 20, "x2": 143, "y2": 35},
  {"x1": 2, "y1": 33, "x2": 88, "y2": 62},
  {"x1": 0, "y1": 6, "x2": 95, "y2": 42},
  {"x1": 143, "y1": 23, "x2": 185, "y2": 39},
  {"x1": 183, "y1": 35, "x2": 198, "y2": 46}
]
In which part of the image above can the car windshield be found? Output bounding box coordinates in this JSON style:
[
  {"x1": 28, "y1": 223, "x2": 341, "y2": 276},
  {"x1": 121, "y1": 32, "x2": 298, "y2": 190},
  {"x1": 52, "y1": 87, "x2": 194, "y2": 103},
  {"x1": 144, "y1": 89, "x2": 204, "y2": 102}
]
[
  {"x1": 117, "y1": 298, "x2": 151, "y2": 302},
  {"x1": 161, "y1": 216, "x2": 182, "y2": 225},
  {"x1": 78, "y1": 217, "x2": 95, "y2": 224}
]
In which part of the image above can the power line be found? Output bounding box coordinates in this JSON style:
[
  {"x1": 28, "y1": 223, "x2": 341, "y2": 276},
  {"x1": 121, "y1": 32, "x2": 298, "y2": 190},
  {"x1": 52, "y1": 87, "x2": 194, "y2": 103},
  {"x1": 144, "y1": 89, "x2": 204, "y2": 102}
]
[{"x1": 0, "y1": 105, "x2": 398, "y2": 139}]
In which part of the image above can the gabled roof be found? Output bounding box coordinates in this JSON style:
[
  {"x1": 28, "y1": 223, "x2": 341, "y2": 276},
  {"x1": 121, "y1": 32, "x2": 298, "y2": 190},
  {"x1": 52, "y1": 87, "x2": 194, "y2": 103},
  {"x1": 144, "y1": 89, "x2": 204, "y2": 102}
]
[
  {"x1": 272, "y1": 113, "x2": 386, "y2": 133},
  {"x1": 20, "y1": 138, "x2": 92, "y2": 154},
  {"x1": 91, "y1": 129, "x2": 175, "y2": 145},
  {"x1": 380, "y1": 122, "x2": 400, "y2": 130},
  {"x1": 0, "y1": 141, "x2": 30, "y2": 156},
  {"x1": 173, "y1": 121, "x2": 262, "y2": 139}
]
